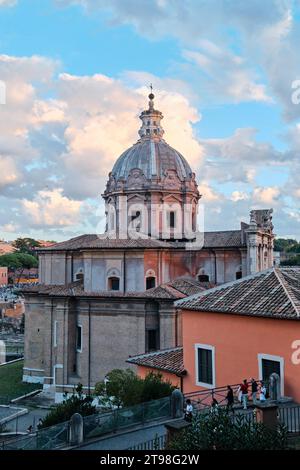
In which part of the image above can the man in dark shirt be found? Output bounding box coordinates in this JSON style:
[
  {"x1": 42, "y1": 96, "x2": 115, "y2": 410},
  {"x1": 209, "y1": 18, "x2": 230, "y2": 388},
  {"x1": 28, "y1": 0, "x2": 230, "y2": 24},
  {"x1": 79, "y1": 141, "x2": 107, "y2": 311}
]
[
  {"x1": 226, "y1": 385, "x2": 234, "y2": 413},
  {"x1": 251, "y1": 378, "x2": 258, "y2": 403}
]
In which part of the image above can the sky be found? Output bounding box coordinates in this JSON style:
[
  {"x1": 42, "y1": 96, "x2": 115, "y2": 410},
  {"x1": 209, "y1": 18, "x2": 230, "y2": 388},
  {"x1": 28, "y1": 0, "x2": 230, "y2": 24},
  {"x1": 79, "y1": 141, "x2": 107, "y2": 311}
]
[{"x1": 0, "y1": 0, "x2": 300, "y2": 241}]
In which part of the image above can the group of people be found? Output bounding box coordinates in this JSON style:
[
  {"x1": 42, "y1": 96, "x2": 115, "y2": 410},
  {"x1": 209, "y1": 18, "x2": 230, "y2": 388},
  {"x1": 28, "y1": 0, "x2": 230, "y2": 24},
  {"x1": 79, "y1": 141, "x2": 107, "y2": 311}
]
[
  {"x1": 236, "y1": 378, "x2": 267, "y2": 410},
  {"x1": 184, "y1": 378, "x2": 268, "y2": 421}
]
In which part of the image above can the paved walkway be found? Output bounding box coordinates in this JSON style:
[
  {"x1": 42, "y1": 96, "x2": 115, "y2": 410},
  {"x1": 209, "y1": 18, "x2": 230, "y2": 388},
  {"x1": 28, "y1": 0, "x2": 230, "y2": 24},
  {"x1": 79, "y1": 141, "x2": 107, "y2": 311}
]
[
  {"x1": 4, "y1": 406, "x2": 49, "y2": 433},
  {"x1": 78, "y1": 423, "x2": 167, "y2": 450}
]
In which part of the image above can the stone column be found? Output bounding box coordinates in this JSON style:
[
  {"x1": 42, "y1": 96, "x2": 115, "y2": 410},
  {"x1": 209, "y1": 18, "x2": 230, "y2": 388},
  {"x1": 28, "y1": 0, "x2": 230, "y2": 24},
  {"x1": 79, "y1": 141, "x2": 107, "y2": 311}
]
[
  {"x1": 69, "y1": 413, "x2": 84, "y2": 446},
  {"x1": 255, "y1": 402, "x2": 279, "y2": 430}
]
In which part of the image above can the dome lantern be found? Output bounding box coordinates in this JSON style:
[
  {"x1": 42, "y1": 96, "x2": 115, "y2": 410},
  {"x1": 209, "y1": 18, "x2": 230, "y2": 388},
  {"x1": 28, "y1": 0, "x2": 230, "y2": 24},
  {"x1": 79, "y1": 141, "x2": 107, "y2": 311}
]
[{"x1": 138, "y1": 90, "x2": 164, "y2": 141}]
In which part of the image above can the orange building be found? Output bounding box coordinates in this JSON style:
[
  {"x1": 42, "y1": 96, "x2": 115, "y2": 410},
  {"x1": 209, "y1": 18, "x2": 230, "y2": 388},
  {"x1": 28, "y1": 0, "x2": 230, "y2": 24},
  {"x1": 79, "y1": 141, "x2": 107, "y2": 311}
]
[
  {"x1": 127, "y1": 347, "x2": 185, "y2": 390},
  {"x1": 0, "y1": 267, "x2": 8, "y2": 285},
  {"x1": 129, "y1": 267, "x2": 300, "y2": 403}
]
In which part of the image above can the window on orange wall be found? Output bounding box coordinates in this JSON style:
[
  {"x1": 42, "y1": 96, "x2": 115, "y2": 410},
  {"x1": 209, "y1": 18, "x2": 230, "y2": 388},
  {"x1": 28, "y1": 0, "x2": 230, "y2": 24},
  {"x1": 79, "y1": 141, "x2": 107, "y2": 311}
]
[{"x1": 197, "y1": 346, "x2": 214, "y2": 386}]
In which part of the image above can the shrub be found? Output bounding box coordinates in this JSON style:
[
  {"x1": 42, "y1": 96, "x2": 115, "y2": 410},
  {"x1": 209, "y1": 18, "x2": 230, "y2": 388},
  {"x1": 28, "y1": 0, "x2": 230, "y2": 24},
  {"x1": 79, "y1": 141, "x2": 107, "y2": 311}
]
[
  {"x1": 40, "y1": 384, "x2": 96, "y2": 428},
  {"x1": 168, "y1": 408, "x2": 288, "y2": 450},
  {"x1": 95, "y1": 369, "x2": 175, "y2": 408}
]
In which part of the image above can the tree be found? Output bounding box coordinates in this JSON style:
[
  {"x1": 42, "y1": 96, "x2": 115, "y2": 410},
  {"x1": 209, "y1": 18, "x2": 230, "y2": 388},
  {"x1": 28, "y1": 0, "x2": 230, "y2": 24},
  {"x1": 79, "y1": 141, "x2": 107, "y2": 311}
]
[
  {"x1": 167, "y1": 408, "x2": 288, "y2": 450},
  {"x1": 39, "y1": 384, "x2": 96, "y2": 428},
  {"x1": 12, "y1": 237, "x2": 41, "y2": 254},
  {"x1": 274, "y1": 238, "x2": 298, "y2": 251},
  {"x1": 95, "y1": 369, "x2": 175, "y2": 409},
  {"x1": 0, "y1": 253, "x2": 38, "y2": 282},
  {"x1": 281, "y1": 255, "x2": 300, "y2": 266}
]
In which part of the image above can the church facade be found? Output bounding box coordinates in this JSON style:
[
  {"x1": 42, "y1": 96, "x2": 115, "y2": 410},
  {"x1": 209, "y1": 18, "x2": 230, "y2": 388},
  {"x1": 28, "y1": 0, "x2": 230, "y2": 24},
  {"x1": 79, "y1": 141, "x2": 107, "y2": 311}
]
[{"x1": 22, "y1": 94, "x2": 274, "y2": 401}]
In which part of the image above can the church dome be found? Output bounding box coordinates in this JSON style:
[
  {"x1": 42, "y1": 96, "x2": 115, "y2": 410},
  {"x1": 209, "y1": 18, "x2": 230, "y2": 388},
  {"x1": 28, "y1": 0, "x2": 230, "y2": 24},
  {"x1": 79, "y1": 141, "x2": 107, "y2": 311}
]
[
  {"x1": 111, "y1": 139, "x2": 193, "y2": 181},
  {"x1": 104, "y1": 92, "x2": 198, "y2": 194}
]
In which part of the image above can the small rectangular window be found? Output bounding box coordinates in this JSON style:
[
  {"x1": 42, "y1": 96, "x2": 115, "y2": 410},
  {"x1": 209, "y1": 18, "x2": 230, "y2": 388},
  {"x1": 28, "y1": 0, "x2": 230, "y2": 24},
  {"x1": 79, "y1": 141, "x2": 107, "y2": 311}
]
[
  {"x1": 167, "y1": 211, "x2": 176, "y2": 229},
  {"x1": 76, "y1": 325, "x2": 82, "y2": 352},
  {"x1": 196, "y1": 344, "x2": 215, "y2": 387},
  {"x1": 147, "y1": 330, "x2": 158, "y2": 352}
]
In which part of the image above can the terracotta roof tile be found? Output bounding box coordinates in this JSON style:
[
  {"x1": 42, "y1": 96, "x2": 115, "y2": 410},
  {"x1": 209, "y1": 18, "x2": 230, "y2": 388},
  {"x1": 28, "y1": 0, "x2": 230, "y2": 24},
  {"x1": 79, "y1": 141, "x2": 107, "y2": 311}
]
[
  {"x1": 37, "y1": 230, "x2": 245, "y2": 252},
  {"x1": 176, "y1": 267, "x2": 300, "y2": 320},
  {"x1": 21, "y1": 278, "x2": 208, "y2": 300},
  {"x1": 127, "y1": 347, "x2": 184, "y2": 375}
]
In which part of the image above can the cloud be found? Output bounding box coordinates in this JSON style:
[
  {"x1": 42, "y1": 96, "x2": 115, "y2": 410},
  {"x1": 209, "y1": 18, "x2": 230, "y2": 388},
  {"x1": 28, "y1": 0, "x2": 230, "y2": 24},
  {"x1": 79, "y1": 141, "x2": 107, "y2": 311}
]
[
  {"x1": 183, "y1": 44, "x2": 271, "y2": 104},
  {"x1": 55, "y1": 0, "x2": 300, "y2": 117},
  {"x1": 253, "y1": 186, "x2": 281, "y2": 206},
  {"x1": 0, "y1": 54, "x2": 204, "y2": 236},
  {"x1": 0, "y1": 0, "x2": 17, "y2": 6},
  {"x1": 21, "y1": 188, "x2": 82, "y2": 227}
]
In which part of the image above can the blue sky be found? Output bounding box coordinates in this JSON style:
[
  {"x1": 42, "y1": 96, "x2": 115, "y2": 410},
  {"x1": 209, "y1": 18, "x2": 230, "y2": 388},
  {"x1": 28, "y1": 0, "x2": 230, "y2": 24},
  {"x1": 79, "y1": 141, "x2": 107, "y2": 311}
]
[{"x1": 0, "y1": 0, "x2": 300, "y2": 240}]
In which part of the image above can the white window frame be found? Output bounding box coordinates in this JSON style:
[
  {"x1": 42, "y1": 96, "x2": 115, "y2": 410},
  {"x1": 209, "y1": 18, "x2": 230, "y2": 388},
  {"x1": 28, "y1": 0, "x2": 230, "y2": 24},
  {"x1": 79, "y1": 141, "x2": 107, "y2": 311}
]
[
  {"x1": 257, "y1": 353, "x2": 284, "y2": 395},
  {"x1": 76, "y1": 324, "x2": 82, "y2": 353},
  {"x1": 53, "y1": 320, "x2": 58, "y2": 348},
  {"x1": 195, "y1": 343, "x2": 216, "y2": 389}
]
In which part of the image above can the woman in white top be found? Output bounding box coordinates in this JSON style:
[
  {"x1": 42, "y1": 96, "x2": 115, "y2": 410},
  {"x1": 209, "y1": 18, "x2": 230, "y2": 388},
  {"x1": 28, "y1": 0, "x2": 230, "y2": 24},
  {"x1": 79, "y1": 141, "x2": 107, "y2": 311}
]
[{"x1": 259, "y1": 382, "x2": 267, "y2": 402}]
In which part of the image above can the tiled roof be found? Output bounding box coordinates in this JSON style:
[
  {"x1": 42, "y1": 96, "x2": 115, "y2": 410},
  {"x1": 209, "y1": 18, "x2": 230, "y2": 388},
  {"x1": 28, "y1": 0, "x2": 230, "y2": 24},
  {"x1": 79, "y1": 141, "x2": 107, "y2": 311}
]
[
  {"x1": 38, "y1": 230, "x2": 245, "y2": 252},
  {"x1": 127, "y1": 347, "x2": 185, "y2": 376},
  {"x1": 21, "y1": 278, "x2": 208, "y2": 300},
  {"x1": 37, "y1": 234, "x2": 170, "y2": 251},
  {"x1": 203, "y1": 230, "x2": 244, "y2": 248},
  {"x1": 176, "y1": 267, "x2": 300, "y2": 320}
]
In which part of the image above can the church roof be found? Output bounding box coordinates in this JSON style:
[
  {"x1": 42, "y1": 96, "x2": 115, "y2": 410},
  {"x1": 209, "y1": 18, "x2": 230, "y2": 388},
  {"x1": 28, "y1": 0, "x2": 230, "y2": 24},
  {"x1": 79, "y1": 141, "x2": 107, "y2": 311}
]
[
  {"x1": 37, "y1": 234, "x2": 170, "y2": 251},
  {"x1": 37, "y1": 230, "x2": 245, "y2": 252},
  {"x1": 176, "y1": 267, "x2": 300, "y2": 319},
  {"x1": 203, "y1": 230, "x2": 245, "y2": 248},
  {"x1": 127, "y1": 347, "x2": 185, "y2": 376},
  {"x1": 21, "y1": 278, "x2": 209, "y2": 300}
]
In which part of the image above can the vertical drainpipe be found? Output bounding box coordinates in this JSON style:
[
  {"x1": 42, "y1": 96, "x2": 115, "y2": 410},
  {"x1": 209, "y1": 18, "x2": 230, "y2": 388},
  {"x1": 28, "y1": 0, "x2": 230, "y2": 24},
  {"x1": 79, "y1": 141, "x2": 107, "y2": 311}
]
[
  {"x1": 123, "y1": 251, "x2": 126, "y2": 293},
  {"x1": 210, "y1": 249, "x2": 217, "y2": 284},
  {"x1": 180, "y1": 375, "x2": 183, "y2": 393},
  {"x1": 88, "y1": 301, "x2": 91, "y2": 396},
  {"x1": 50, "y1": 298, "x2": 53, "y2": 385},
  {"x1": 71, "y1": 251, "x2": 74, "y2": 282}
]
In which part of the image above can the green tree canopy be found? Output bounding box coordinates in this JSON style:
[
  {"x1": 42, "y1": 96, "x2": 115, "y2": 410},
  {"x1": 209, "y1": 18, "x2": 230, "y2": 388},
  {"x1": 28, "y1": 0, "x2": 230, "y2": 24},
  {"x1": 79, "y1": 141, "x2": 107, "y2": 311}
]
[
  {"x1": 281, "y1": 255, "x2": 300, "y2": 266},
  {"x1": 0, "y1": 253, "x2": 38, "y2": 270},
  {"x1": 274, "y1": 238, "x2": 300, "y2": 252},
  {"x1": 12, "y1": 237, "x2": 41, "y2": 254},
  {"x1": 95, "y1": 369, "x2": 175, "y2": 408},
  {"x1": 168, "y1": 408, "x2": 288, "y2": 450},
  {"x1": 0, "y1": 252, "x2": 38, "y2": 282}
]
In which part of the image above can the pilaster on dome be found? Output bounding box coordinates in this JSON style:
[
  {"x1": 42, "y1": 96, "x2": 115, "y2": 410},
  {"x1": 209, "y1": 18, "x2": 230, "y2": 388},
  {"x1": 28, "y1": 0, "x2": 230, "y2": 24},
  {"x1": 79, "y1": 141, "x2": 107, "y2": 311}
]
[{"x1": 138, "y1": 90, "x2": 164, "y2": 140}]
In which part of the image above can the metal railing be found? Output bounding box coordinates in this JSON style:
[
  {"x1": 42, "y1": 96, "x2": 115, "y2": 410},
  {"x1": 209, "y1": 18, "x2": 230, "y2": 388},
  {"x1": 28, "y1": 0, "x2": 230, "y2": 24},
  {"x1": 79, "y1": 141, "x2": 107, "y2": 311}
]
[
  {"x1": 185, "y1": 380, "x2": 263, "y2": 411},
  {"x1": 127, "y1": 434, "x2": 167, "y2": 450},
  {"x1": 278, "y1": 405, "x2": 300, "y2": 434},
  {"x1": 1, "y1": 396, "x2": 172, "y2": 450},
  {"x1": 83, "y1": 396, "x2": 171, "y2": 441}
]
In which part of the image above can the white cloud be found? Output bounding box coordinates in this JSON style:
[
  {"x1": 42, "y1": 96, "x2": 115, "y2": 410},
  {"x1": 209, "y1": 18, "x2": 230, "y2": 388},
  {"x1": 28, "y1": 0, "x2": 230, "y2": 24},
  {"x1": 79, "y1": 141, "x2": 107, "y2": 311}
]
[
  {"x1": 0, "y1": 0, "x2": 17, "y2": 6},
  {"x1": 22, "y1": 188, "x2": 82, "y2": 227},
  {"x1": 253, "y1": 187, "x2": 281, "y2": 206},
  {"x1": 56, "y1": 1, "x2": 300, "y2": 116},
  {"x1": 230, "y1": 191, "x2": 249, "y2": 202}
]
